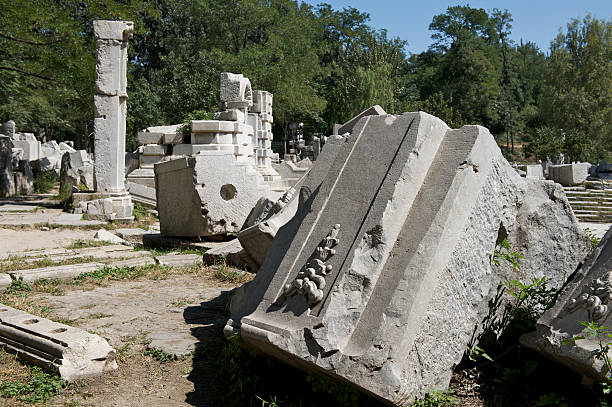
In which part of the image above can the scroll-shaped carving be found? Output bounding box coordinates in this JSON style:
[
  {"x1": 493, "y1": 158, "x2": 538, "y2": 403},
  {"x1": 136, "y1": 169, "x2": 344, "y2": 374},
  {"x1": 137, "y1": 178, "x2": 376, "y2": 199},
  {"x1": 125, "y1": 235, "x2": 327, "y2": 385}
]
[
  {"x1": 283, "y1": 224, "x2": 340, "y2": 306},
  {"x1": 567, "y1": 271, "x2": 612, "y2": 321}
]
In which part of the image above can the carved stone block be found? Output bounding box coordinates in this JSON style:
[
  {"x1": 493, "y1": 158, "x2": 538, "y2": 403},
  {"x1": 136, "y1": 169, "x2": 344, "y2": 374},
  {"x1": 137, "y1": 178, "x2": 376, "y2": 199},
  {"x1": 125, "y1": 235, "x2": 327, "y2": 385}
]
[{"x1": 225, "y1": 111, "x2": 590, "y2": 405}]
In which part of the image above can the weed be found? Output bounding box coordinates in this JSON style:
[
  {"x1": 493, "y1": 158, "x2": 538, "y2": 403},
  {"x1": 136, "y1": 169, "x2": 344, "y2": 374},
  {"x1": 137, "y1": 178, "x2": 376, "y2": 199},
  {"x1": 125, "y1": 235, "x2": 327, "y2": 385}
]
[
  {"x1": 143, "y1": 348, "x2": 174, "y2": 363},
  {"x1": 80, "y1": 304, "x2": 96, "y2": 310},
  {"x1": 86, "y1": 312, "x2": 113, "y2": 319},
  {"x1": 32, "y1": 171, "x2": 57, "y2": 194},
  {"x1": 72, "y1": 264, "x2": 160, "y2": 284},
  {"x1": 493, "y1": 238, "x2": 523, "y2": 270},
  {"x1": 535, "y1": 392, "x2": 569, "y2": 406},
  {"x1": 255, "y1": 395, "x2": 279, "y2": 406},
  {"x1": 5, "y1": 276, "x2": 32, "y2": 294},
  {"x1": 0, "y1": 255, "x2": 96, "y2": 273},
  {"x1": 33, "y1": 278, "x2": 65, "y2": 296},
  {"x1": 213, "y1": 259, "x2": 250, "y2": 283},
  {"x1": 133, "y1": 202, "x2": 147, "y2": 221},
  {"x1": 466, "y1": 345, "x2": 493, "y2": 362},
  {"x1": 409, "y1": 390, "x2": 458, "y2": 407},
  {"x1": 306, "y1": 372, "x2": 360, "y2": 406},
  {"x1": 0, "y1": 365, "x2": 65, "y2": 404},
  {"x1": 585, "y1": 227, "x2": 602, "y2": 249}
]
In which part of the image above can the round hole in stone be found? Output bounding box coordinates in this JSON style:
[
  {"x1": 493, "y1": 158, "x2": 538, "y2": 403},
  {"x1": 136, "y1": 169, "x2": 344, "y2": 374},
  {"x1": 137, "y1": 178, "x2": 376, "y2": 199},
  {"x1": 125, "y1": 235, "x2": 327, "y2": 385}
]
[
  {"x1": 220, "y1": 184, "x2": 237, "y2": 201},
  {"x1": 0, "y1": 309, "x2": 8, "y2": 312},
  {"x1": 22, "y1": 319, "x2": 39, "y2": 324},
  {"x1": 51, "y1": 328, "x2": 67, "y2": 334}
]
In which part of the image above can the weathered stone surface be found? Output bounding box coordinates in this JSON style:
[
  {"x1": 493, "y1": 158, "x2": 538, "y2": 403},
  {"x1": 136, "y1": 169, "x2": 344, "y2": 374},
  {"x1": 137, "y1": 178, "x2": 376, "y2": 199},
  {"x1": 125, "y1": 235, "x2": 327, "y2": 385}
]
[
  {"x1": 238, "y1": 137, "x2": 344, "y2": 270},
  {"x1": 39, "y1": 141, "x2": 62, "y2": 172},
  {"x1": 220, "y1": 72, "x2": 253, "y2": 104},
  {"x1": 525, "y1": 164, "x2": 544, "y2": 180},
  {"x1": 202, "y1": 239, "x2": 256, "y2": 270},
  {"x1": 1, "y1": 121, "x2": 15, "y2": 138},
  {"x1": 0, "y1": 304, "x2": 117, "y2": 380},
  {"x1": 225, "y1": 111, "x2": 590, "y2": 404},
  {"x1": 0, "y1": 274, "x2": 11, "y2": 290},
  {"x1": 337, "y1": 104, "x2": 386, "y2": 135},
  {"x1": 60, "y1": 150, "x2": 94, "y2": 200},
  {"x1": 548, "y1": 163, "x2": 590, "y2": 186},
  {"x1": 521, "y1": 225, "x2": 612, "y2": 384},
  {"x1": 93, "y1": 229, "x2": 129, "y2": 245},
  {"x1": 155, "y1": 155, "x2": 282, "y2": 237},
  {"x1": 14, "y1": 160, "x2": 33, "y2": 195},
  {"x1": 155, "y1": 254, "x2": 202, "y2": 267}
]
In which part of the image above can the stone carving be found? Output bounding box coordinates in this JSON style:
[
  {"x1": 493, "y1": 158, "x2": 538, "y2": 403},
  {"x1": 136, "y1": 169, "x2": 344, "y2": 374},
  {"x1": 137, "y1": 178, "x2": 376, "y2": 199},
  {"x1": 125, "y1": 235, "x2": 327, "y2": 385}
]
[
  {"x1": 226, "y1": 110, "x2": 591, "y2": 405},
  {"x1": 567, "y1": 272, "x2": 612, "y2": 322},
  {"x1": 283, "y1": 224, "x2": 340, "y2": 306}
]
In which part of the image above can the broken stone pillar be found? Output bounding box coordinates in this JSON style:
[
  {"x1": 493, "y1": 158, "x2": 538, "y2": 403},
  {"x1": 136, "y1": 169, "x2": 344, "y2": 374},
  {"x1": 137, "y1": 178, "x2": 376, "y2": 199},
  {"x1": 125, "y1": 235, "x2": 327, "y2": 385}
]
[
  {"x1": 14, "y1": 160, "x2": 33, "y2": 195},
  {"x1": 76, "y1": 20, "x2": 134, "y2": 221},
  {"x1": 1, "y1": 121, "x2": 15, "y2": 139},
  {"x1": 0, "y1": 304, "x2": 117, "y2": 381},
  {"x1": 225, "y1": 111, "x2": 590, "y2": 405},
  {"x1": 521, "y1": 226, "x2": 612, "y2": 385},
  {"x1": 0, "y1": 135, "x2": 15, "y2": 198}
]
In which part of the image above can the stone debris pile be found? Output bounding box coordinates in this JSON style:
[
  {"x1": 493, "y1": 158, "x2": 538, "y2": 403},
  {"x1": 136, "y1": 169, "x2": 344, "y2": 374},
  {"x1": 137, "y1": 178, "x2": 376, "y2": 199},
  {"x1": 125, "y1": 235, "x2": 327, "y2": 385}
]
[{"x1": 225, "y1": 109, "x2": 590, "y2": 404}]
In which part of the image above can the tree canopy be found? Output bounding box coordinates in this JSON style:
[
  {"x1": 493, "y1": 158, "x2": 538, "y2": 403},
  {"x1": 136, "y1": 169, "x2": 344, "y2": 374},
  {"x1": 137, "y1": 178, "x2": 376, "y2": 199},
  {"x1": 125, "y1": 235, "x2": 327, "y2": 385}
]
[{"x1": 0, "y1": 1, "x2": 610, "y2": 162}]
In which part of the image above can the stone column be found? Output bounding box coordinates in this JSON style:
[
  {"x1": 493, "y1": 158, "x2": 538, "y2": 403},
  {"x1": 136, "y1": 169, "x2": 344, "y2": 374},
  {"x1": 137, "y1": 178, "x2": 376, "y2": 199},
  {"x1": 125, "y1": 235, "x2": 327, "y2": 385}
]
[{"x1": 75, "y1": 20, "x2": 134, "y2": 220}]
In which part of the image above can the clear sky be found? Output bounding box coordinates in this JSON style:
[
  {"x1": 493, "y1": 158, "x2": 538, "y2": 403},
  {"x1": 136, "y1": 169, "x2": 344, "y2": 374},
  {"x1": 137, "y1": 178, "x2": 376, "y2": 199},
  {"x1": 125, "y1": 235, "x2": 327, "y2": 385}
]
[{"x1": 302, "y1": 0, "x2": 612, "y2": 55}]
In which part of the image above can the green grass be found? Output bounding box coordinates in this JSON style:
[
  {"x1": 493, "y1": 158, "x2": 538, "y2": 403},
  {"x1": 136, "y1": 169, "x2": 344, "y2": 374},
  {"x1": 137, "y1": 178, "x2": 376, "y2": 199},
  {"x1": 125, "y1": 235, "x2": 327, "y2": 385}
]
[
  {"x1": 0, "y1": 364, "x2": 65, "y2": 404},
  {"x1": 0, "y1": 255, "x2": 96, "y2": 273},
  {"x1": 143, "y1": 348, "x2": 175, "y2": 364},
  {"x1": 65, "y1": 239, "x2": 115, "y2": 250},
  {"x1": 71, "y1": 264, "x2": 171, "y2": 285},
  {"x1": 32, "y1": 172, "x2": 58, "y2": 194}
]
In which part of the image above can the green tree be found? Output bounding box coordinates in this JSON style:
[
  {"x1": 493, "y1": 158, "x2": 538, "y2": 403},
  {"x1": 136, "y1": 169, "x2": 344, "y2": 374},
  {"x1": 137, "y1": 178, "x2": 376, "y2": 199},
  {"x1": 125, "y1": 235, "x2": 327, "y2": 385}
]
[{"x1": 538, "y1": 16, "x2": 612, "y2": 162}]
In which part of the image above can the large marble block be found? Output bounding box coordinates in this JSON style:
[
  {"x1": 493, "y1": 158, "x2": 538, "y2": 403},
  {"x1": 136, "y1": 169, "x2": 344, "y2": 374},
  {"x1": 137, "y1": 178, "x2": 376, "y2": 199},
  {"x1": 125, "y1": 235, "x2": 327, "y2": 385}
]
[{"x1": 225, "y1": 111, "x2": 590, "y2": 405}]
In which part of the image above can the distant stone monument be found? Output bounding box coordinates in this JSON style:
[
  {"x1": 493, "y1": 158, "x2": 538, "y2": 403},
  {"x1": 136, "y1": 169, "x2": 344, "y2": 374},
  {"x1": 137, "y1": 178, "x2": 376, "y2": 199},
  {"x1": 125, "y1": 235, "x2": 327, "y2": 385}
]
[{"x1": 74, "y1": 20, "x2": 134, "y2": 221}]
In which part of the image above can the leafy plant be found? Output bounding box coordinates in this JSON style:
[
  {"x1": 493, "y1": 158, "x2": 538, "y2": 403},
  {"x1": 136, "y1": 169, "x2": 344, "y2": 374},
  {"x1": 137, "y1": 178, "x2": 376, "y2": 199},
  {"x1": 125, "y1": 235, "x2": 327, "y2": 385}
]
[
  {"x1": 0, "y1": 365, "x2": 65, "y2": 404},
  {"x1": 32, "y1": 171, "x2": 57, "y2": 194},
  {"x1": 466, "y1": 344, "x2": 493, "y2": 362},
  {"x1": 502, "y1": 277, "x2": 558, "y2": 332},
  {"x1": 493, "y1": 238, "x2": 523, "y2": 270},
  {"x1": 535, "y1": 392, "x2": 569, "y2": 406},
  {"x1": 143, "y1": 348, "x2": 174, "y2": 363},
  {"x1": 5, "y1": 276, "x2": 32, "y2": 294},
  {"x1": 585, "y1": 227, "x2": 602, "y2": 249},
  {"x1": 409, "y1": 390, "x2": 458, "y2": 407},
  {"x1": 306, "y1": 372, "x2": 360, "y2": 406},
  {"x1": 132, "y1": 202, "x2": 147, "y2": 222}
]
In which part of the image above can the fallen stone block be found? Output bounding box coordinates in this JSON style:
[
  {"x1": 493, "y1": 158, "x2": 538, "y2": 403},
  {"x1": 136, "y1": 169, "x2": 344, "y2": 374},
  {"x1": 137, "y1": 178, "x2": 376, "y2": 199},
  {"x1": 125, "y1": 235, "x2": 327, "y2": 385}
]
[
  {"x1": 113, "y1": 227, "x2": 148, "y2": 240},
  {"x1": 202, "y1": 239, "x2": 256, "y2": 270},
  {"x1": 521, "y1": 225, "x2": 612, "y2": 384},
  {"x1": 225, "y1": 111, "x2": 590, "y2": 404},
  {"x1": 0, "y1": 274, "x2": 11, "y2": 290},
  {"x1": 155, "y1": 254, "x2": 202, "y2": 267},
  {"x1": 0, "y1": 304, "x2": 117, "y2": 380},
  {"x1": 93, "y1": 229, "x2": 129, "y2": 245},
  {"x1": 548, "y1": 163, "x2": 590, "y2": 186},
  {"x1": 11, "y1": 263, "x2": 105, "y2": 283}
]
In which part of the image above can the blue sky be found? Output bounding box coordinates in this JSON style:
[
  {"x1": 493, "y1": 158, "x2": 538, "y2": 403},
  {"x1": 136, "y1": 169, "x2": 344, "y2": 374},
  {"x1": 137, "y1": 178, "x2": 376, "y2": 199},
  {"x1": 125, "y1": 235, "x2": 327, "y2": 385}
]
[{"x1": 302, "y1": 1, "x2": 612, "y2": 54}]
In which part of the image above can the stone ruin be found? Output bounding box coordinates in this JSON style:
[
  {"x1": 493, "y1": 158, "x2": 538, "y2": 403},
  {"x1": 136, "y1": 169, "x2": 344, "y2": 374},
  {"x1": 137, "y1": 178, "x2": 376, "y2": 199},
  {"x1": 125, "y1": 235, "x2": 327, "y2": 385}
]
[
  {"x1": 521, "y1": 226, "x2": 612, "y2": 385},
  {"x1": 73, "y1": 20, "x2": 134, "y2": 221},
  {"x1": 225, "y1": 110, "x2": 590, "y2": 404},
  {"x1": 154, "y1": 73, "x2": 289, "y2": 237}
]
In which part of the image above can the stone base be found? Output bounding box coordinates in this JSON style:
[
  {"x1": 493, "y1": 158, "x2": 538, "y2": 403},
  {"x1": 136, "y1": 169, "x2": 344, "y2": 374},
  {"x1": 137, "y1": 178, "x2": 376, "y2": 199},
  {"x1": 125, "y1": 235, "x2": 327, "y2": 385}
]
[{"x1": 73, "y1": 191, "x2": 134, "y2": 222}]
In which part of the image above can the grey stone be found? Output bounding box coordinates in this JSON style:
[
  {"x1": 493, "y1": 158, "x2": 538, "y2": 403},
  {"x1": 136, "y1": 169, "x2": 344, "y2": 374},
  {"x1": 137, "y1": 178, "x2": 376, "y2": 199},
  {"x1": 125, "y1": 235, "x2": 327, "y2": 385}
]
[
  {"x1": 220, "y1": 72, "x2": 253, "y2": 104},
  {"x1": 93, "y1": 229, "x2": 129, "y2": 245},
  {"x1": 202, "y1": 239, "x2": 256, "y2": 270},
  {"x1": 337, "y1": 104, "x2": 386, "y2": 135},
  {"x1": 113, "y1": 228, "x2": 148, "y2": 239},
  {"x1": 155, "y1": 254, "x2": 202, "y2": 267},
  {"x1": 548, "y1": 163, "x2": 590, "y2": 186},
  {"x1": 0, "y1": 136, "x2": 15, "y2": 198},
  {"x1": 0, "y1": 274, "x2": 11, "y2": 290},
  {"x1": 0, "y1": 304, "x2": 117, "y2": 380},
  {"x1": 521, "y1": 225, "x2": 612, "y2": 384},
  {"x1": 225, "y1": 111, "x2": 590, "y2": 404},
  {"x1": 1, "y1": 121, "x2": 15, "y2": 138}
]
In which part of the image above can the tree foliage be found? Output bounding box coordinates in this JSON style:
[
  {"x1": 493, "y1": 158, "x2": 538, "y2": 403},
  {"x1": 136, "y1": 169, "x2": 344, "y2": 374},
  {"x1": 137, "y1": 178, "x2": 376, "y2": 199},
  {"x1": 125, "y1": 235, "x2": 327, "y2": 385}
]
[{"x1": 0, "y1": 2, "x2": 609, "y2": 161}]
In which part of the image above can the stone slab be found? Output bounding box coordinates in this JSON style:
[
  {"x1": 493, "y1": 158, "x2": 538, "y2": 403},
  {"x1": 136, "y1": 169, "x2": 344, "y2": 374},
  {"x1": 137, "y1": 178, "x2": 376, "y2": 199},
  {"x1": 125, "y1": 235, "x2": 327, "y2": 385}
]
[
  {"x1": 0, "y1": 304, "x2": 117, "y2": 380},
  {"x1": 155, "y1": 254, "x2": 202, "y2": 268}
]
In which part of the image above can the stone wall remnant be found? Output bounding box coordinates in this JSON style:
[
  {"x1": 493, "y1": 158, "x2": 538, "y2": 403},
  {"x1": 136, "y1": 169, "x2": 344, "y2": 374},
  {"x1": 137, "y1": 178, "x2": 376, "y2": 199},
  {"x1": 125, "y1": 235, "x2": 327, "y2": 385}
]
[{"x1": 225, "y1": 111, "x2": 590, "y2": 405}]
